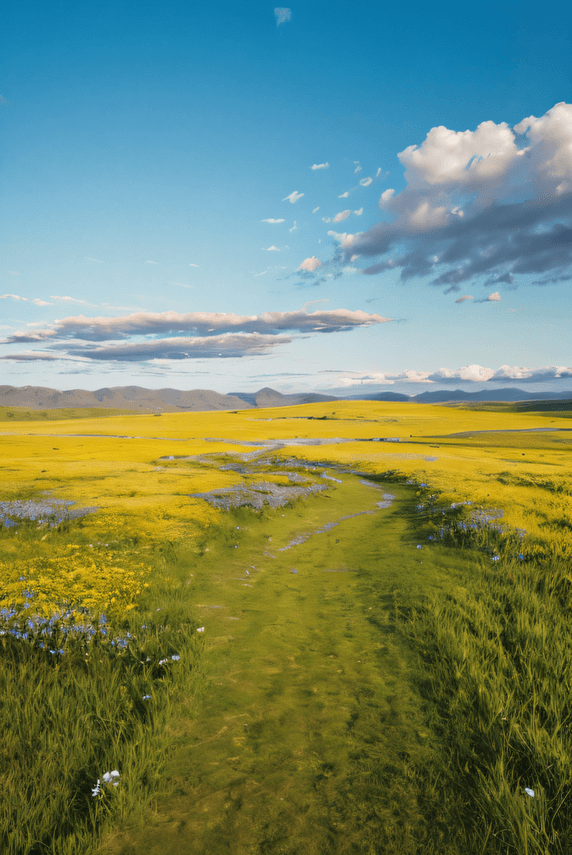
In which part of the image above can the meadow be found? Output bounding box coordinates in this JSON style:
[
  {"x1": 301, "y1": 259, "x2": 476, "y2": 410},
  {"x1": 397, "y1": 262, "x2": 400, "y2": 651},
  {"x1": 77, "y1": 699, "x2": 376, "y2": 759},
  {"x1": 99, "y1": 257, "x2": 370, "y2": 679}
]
[{"x1": 0, "y1": 400, "x2": 571, "y2": 853}]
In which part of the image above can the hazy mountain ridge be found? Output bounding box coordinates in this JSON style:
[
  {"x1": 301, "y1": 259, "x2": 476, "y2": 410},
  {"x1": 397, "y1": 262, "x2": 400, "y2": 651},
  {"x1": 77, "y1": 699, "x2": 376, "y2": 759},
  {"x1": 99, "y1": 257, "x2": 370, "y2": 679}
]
[{"x1": 0, "y1": 384, "x2": 571, "y2": 412}]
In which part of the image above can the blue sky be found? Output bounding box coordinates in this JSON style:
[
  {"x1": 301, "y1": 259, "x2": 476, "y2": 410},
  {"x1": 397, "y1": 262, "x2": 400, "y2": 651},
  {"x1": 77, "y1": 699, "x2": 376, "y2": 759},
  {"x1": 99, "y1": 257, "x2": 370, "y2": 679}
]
[{"x1": 2, "y1": 0, "x2": 571, "y2": 396}]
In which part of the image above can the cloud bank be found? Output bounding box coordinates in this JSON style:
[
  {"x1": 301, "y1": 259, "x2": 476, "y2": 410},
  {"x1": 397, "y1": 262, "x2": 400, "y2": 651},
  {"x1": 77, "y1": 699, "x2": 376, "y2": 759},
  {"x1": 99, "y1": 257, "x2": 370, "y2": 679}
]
[
  {"x1": 1, "y1": 308, "x2": 392, "y2": 363},
  {"x1": 332, "y1": 364, "x2": 572, "y2": 387},
  {"x1": 333, "y1": 102, "x2": 572, "y2": 291}
]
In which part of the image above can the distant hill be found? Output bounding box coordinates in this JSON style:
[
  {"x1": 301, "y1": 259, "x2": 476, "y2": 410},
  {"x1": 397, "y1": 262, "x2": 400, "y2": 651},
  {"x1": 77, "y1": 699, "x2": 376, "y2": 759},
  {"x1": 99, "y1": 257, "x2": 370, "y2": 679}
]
[
  {"x1": 353, "y1": 388, "x2": 572, "y2": 405},
  {"x1": 229, "y1": 387, "x2": 338, "y2": 408},
  {"x1": 0, "y1": 384, "x2": 571, "y2": 412},
  {"x1": 0, "y1": 385, "x2": 336, "y2": 413}
]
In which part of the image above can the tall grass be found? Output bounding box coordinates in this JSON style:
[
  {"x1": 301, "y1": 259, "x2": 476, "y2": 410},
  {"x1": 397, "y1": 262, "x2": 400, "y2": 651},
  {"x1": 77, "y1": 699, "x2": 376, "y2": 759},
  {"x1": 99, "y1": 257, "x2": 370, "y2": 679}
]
[
  {"x1": 400, "y1": 545, "x2": 572, "y2": 854},
  {"x1": 0, "y1": 535, "x2": 204, "y2": 855}
]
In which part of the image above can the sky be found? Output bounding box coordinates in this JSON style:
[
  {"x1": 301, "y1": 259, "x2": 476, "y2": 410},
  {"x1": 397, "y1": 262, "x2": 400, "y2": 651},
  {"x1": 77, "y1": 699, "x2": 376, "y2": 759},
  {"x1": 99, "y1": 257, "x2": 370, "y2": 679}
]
[{"x1": 2, "y1": 0, "x2": 572, "y2": 397}]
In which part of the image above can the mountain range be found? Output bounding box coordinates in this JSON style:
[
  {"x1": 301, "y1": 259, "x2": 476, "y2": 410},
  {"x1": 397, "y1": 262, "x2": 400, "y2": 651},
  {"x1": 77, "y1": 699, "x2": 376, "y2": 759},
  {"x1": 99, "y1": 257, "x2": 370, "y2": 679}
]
[{"x1": 1, "y1": 385, "x2": 571, "y2": 412}]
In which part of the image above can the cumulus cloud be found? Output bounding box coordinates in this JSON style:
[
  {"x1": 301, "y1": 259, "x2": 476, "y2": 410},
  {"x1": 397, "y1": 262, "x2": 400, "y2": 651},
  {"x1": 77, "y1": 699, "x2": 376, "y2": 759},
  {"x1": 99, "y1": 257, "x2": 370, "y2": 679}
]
[
  {"x1": 331, "y1": 369, "x2": 432, "y2": 387},
  {"x1": 428, "y1": 364, "x2": 572, "y2": 383},
  {"x1": 262, "y1": 218, "x2": 285, "y2": 223},
  {"x1": 359, "y1": 177, "x2": 373, "y2": 187},
  {"x1": 274, "y1": 7, "x2": 291, "y2": 25},
  {"x1": 379, "y1": 188, "x2": 395, "y2": 208},
  {"x1": 333, "y1": 209, "x2": 352, "y2": 223},
  {"x1": 327, "y1": 230, "x2": 359, "y2": 249},
  {"x1": 264, "y1": 246, "x2": 281, "y2": 251},
  {"x1": 298, "y1": 257, "x2": 322, "y2": 272},
  {"x1": 310, "y1": 163, "x2": 329, "y2": 170},
  {"x1": 338, "y1": 191, "x2": 349, "y2": 198},
  {"x1": 341, "y1": 102, "x2": 572, "y2": 290},
  {"x1": 283, "y1": 191, "x2": 304, "y2": 204},
  {"x1": 354, "y1": 208, "x2": 363, "y2": 216},
  {"x1": 328, "y1": 364, "x2": 572, "y2": 388},
  {"x1": 430, "y1": 364, "x2": 496, "y2": 382}
]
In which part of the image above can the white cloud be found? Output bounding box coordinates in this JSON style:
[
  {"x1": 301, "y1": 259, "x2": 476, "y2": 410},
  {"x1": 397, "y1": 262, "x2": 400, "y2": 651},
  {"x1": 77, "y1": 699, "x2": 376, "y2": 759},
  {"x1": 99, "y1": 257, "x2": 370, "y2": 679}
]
[
  {"x1": 430, "y1": 364, "x2": 496, "y2": 382},
  {"x1": 298, "y1": 256, "x2": 322, "y2": 272},
  {"x1": 352, "y1": 102, "x2": 572, "y2": 289},
  {"x1": 327, "y1": 230, "x2": 358, "y2": 249},
  {"x1": 50, "y1": 295, "x2": 93, "y2": 305},
  {"x1": 1, "y1": 307, "x2": 392, "y2": 365},
  {"x1": 1, "y1": 294, "x2": 27, "y2": 301},
  {"x1": 189, "y1": 263, "x2": 200, "y2": 267},
  {"x1": 274, "y1": 7, "x2": 291, "y2": 26},
  {"x1": 310, "y1": 163, "x2": 329, "y2": 170},
  {"x1": 333, "y1": 209, "x2": 352, "y2": 223},
  {"x1": 379, "y1": 188, "x2": 395, "y2": 207},
  {"x1": 354, "y1": 208, "x2": 363, "y2": 216},
  {"x1": 338, "y1": 191, "x2": 349, "y2": 198},
  {"x1": 455, "y1": 295, "x2": 473, "y2": 303},
  {"x1": 31, "y1": 299, "x2": 51, "y2": 306},
  {"x1": 145, "y1": 260, "x2": 158, "y2": 264},
  {"x1": 430, "y1": 365, "x2": 572, "y2": 384},
  {"x1": 354, "y1": 162, "x2": 362, "y2": 173},
  {"x1": 359, "y1": 177, "x2": 373, "y2": 187},
  {"x1": 332, "y1": 369, "x2": 433, "y2": 387},
  {"x1": 2, "y1": 308, "x2": 390, "y2": 344},
  {"x1": 289, "y1": 221, "x2": 297, "y2": 232},
  {"x1": 313, "y1": 207, "x2": 320, "y2": 213},
  {"x1": 376, "y1": 168, "x2": 383, "y2": 178},
  {"x1": 83, "y1": 256, "x2": 103, "y2": 263},
  {"x1": 264, "y1": 246, "x2": 281, "y2": 251},
  {"x1": 261, "y1": 218, "x2": 285, "y2": 223},
  {"x1": 321, "y1": 217, "x2": 332, "y2": 223},
  {"x1": 282, "y1": 191, "x2": 304, "y2": 204}
]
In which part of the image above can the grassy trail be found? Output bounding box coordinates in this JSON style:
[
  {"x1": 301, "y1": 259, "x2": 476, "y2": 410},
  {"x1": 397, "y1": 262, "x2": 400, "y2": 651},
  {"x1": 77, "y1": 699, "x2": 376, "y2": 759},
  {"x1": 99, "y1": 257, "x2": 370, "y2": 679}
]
[{"x1": 104, "y1": 474, "x2": 466, "y2": 855}]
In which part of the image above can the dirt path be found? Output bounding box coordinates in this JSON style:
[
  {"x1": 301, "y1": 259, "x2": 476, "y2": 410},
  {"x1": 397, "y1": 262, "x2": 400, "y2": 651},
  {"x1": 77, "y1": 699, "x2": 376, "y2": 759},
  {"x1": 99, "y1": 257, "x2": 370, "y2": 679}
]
[{"x1": 104, "y1": 474, "x2": 446, "y2": 855}]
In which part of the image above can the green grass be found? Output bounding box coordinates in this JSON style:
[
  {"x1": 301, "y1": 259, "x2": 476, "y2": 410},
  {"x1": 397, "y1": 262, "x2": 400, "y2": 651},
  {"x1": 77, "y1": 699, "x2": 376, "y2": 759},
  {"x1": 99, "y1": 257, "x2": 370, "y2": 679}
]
[
  {"x1": 98, "y1": 475, "x2": 478, "y2": 854},
  {"x1": 0, "y1": 534, "x2": 205, "y2": 855},
  {"x1": 403, "y1": 551, "x2": 572, "y2": 854},
  {"x1": 2, "y1": 432, "x2": 572, "y2": 853}
]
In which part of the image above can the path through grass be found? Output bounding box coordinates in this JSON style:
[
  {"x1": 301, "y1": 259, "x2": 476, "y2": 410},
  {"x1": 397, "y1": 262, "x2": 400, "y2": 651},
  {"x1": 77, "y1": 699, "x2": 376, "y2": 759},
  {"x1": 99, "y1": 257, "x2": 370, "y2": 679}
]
[{"x1": 102, "y1": 474, "x2": 475, "y2": 854}]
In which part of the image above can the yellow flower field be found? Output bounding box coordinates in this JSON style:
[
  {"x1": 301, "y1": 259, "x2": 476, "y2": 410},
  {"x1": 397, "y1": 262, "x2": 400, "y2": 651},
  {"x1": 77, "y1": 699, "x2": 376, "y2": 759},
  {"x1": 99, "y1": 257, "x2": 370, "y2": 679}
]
[{"x1": 1, "y1": 400, "x2": 571, "y2": 614}]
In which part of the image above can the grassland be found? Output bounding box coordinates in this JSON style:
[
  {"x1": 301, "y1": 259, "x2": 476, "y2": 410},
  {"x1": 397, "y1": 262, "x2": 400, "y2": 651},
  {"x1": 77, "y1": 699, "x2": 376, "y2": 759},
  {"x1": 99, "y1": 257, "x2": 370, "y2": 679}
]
[{"x1": 1, "y1": 400, "x2": 571, "y2": 853}]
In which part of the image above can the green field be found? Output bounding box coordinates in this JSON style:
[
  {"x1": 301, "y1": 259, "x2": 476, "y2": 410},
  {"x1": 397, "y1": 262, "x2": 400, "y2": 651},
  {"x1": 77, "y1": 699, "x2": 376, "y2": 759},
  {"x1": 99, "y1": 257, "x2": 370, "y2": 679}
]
[{"x1": 1, "y1": 401, "x2": 571, "y2": 853}]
